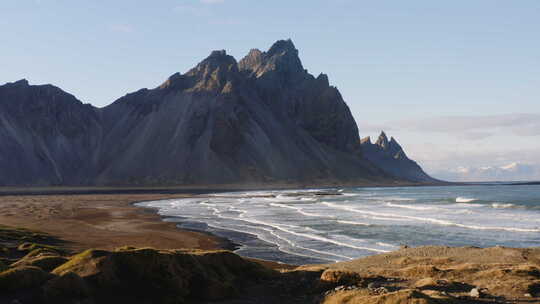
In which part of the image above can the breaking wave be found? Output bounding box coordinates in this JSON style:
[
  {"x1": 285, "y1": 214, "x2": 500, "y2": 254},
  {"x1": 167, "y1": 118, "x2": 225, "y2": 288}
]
[
  {"x1": 138, "y1": 184, "x2": 540, "y2": 264},
  {"x1": 456, "y1": 197, "x2": 477, "y2": 203}
]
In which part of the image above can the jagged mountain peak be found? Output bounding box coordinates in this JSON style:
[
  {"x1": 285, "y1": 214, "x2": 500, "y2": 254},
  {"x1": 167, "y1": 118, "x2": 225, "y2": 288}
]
[
  {"x1": 247, "y1": 48, "x2": 263, "y2": 56},
  {"x1": 0, "y1": 40, "x2": 438, "y2": 186},
  {"x1": 184, "y1": 49, "x2": 240, "y2": 92},
  {"x1": 360, "y1": 136, "x2": 372, "y2": 145},
  {"x1": 375, "y1": 131, "x2": 389, "y2": 148},
  {"x1": 239, "y1": 39, "x2": 305, "y2": 83},
  {"x1": 267, "y1": 39, "x2": 297, "y2": 56},
  {"x1": 238, "y1": 49, "x2": 263, "y2": 72},
  {"x1": 159, "y1": 39, "x2": 306, "y2": 94},
  {"x1": 373, "y1": 132, "x2": 404, "y2": 155},
  {"x1": 191, "y1": 49, "x2": 238, "y2": 72},
  {"x1": 316, "y1": 73, "x2": 330, "y2": 86},
  {"x1": 360, "y1": 132, "x2": 434, "y2": 182}
]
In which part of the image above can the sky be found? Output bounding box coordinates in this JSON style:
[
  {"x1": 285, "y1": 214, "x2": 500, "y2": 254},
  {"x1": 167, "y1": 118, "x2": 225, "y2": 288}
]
[{"x1": 1, "y1": 0, "x2": 539, "y2": 181}]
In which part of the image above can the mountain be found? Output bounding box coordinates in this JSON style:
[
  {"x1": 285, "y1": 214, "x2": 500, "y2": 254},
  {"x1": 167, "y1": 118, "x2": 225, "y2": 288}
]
[
  {"x1": 0, "y1": 79, "x2": 102, "y2": 186},
  {"x1": 360, "y1": 132, "x2": 435, "y2": 182},
  {"x1": 0, "y1": 40, "x2": 434, "y2": 186}
]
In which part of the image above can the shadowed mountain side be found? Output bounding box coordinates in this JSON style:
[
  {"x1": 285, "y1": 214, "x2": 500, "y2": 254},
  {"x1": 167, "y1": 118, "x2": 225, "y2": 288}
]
[
  {"x1": 96, "y1": 47, "x2": 384, "y2": 185},
  {"x1": 0, "y1": 80, "x2": 102, "y2": 186},
  {"x1": 0, "y1": 40, "x2": 435, "y2": 186},
  {"x1": 361, "y1": 132, "x2": 436, "y2": 182}
]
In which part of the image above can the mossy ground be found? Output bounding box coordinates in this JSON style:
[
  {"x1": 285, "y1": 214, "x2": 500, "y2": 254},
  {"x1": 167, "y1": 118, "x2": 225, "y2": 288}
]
[
  {"x1": 0, "y1": 225, "x2": 68, "y2": 261},
  {"x1": 1, "y1": 224, "x2": 539, "y2": 304},
  {"x1": 0, "y1": 225, "x2": 284, "y2": 304}
]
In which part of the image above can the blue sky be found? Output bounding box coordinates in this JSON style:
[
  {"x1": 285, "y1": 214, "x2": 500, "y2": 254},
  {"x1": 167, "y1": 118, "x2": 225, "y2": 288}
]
[{"x1": 2, "y1": 0, "x2": 539, "y2": 180}]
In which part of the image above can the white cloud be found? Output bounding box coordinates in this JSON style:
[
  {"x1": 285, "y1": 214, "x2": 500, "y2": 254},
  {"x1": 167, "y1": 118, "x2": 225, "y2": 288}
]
[
  {"x1": 361, "y1": 113, "x2": 540, "y2": 180},
  {"x1": 433, "y1": 162, "x2": 540, "y2": 182}
]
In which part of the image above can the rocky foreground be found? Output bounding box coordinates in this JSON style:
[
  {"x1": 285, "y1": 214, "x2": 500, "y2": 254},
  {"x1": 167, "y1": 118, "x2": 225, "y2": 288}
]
[{"x1": 1, "y1": 225, "x2": 539, "y2": 304}]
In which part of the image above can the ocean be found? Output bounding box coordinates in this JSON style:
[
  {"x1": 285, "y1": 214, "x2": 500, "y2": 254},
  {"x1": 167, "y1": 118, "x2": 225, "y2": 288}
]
[{"x1": 136, "y1": 185, "x2": 540, "y2": 265}]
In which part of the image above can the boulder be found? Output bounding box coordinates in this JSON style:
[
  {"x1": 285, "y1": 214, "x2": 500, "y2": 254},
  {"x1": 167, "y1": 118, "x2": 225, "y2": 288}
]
[{"x1": 469, "y1": 287, "x2": 481, "y2": 298}]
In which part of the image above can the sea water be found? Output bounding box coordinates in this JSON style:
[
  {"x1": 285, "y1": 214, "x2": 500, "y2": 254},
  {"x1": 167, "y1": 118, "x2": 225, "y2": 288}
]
[{"x1": 137, "y1": 185, "x2": 540, "y2": 264}]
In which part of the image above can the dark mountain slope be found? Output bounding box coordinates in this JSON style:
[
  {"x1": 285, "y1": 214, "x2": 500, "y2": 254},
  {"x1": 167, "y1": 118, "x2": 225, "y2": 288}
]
[
  {"x1": 96, "y1": 46, "x2": 383, "y2": 185},
  {"x1": 0, "y1": 40, "x2": 435, "y2": 186},
  {"x1": 360, "y1": 132, "x2": 435, "y2": 182},
  {"x1": 0, "y1": 80, "x2": 102, "y2": 186},
  {"x1": 238, "y1": 40, "x2": 360, "y2": 153}
]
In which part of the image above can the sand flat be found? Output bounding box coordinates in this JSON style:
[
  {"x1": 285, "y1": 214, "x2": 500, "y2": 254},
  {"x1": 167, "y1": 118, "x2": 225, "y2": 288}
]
[{"x1": 0, "y1": 191, "x2": 226, "y2": 252}]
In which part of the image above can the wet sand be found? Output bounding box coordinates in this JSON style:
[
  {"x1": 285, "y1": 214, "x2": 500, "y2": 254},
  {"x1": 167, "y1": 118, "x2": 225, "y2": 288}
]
[
  {"x1": 0, "y1": 183, "x2": 438, "y2": 252},
  {"x1": 0, "y1": 191, "x2": 228, "y2": 252}
]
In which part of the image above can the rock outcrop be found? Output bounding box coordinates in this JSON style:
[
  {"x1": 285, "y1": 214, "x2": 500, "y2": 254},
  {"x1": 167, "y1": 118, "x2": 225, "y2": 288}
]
[
  {"x1": 361, "y1": 132, "x2": 435, "y2": 182},
  {"x1": 317, "y1": 245, "x2": 540, "y2": 303},
  {"x1": 0, "y1": 246, "x2": 275, "y2": 303},
  {"x1": 1, "y1": 224, "x2": 539, "y2": 303},
  {"x1": 0, "y1": 40, "x2": 435, "y2": 186}
]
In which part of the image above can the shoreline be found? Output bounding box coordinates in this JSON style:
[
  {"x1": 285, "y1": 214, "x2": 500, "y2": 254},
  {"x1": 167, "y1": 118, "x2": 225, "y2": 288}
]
[
  {"x1": 129, "y1": 184, "x2": 540, "y2": 266},
  {"x1": 3, "y1": 179, "x2": 537, "y2": 197},
  {"x1": 0, "y1": 192, "x2": 230, "y2": 253},
  {"x1": 1, "y1": 187, "x2": 539, "y2": 302},
  {"x1": 2, "y1": 184, "x2": 539, "y2": 265},
  {"x1": 0, "y1": 180, "x2": 453, "y2": 197},
  {"x1": 132, "y1": 201, "x2": 241, "y2": 252},
  {"x1": 137, "y1": 205, "x2": 301, "y2": 270}
]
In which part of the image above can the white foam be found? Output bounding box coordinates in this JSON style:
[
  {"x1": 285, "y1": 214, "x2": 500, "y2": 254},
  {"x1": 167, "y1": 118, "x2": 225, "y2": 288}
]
[
  {"x1": 205, "y1": 222, "x2": 349, "y2": 262},
  {"x1": 337, "y1": 220, "x2": 372, "y2": 226},
  {"x1": 219, "y1": 219, "x2": 351, "y2": 261},
  {"x1": 450, "y1": 222, "x2": 540, "y2": 233},
  {"x1": 456, "y1": 197, "x2": 477, "y2": 203},
  {"x1": 215, "y1": 209, "x2": 389, "y2": 253},
  {"x1": 274, "y1": 226, "x2": 390, "y2": 253},
  {"x1": 376, "y1": 242, "x2": 398, "y2": 248},
  {"x1": 269, "y1": 203, "x2": 330, "y2": 218},
  {"x1": 384, "y1": 197, "x2": 415, "y2": 201},
  {"x1": 140, "y1": 188, "x2": 540, "y2": 264},
  {"x1": 491, "y1": 203, "x2": 516, "y2": 209},
  {"x1": 323, "y1": 202, "x2": 540, "y2": 233},
  {"x1": 454, "y1": 203, "x2": 483, "y2": 208},
  {"x1": 386, "y1": 202, "x2": 436, "y2": 211}
]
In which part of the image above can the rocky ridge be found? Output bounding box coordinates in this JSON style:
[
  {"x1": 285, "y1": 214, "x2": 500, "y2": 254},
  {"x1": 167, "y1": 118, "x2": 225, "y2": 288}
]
[
  {"x1": 361, "y1": 131, "x2": 435, "y2": 182},
  {"x1": 0, "y1": 40, "x2": 434, "y2": 186}
]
